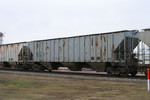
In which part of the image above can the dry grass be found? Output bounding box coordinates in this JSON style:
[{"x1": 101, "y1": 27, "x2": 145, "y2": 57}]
[{"x1": 0, "y1": 73, "x2": 149, "y2": 100}]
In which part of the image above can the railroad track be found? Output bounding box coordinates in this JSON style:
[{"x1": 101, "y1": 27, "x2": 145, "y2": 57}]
[{"x1": 0, "y1": 69, "x2": 147, "y2": 82}]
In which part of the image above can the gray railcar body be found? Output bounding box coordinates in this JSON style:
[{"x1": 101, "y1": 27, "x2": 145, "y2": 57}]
[{"x1": 0, "y1": 29, "x2": 150, "y2": 76}]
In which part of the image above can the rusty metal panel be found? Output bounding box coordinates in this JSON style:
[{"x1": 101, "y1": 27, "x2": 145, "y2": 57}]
[
  {"x1": 34, "y1": 42, "x2": 37, "y2": 62},
  {"x1": 18, "y1": 44, "x2": 22, "y2": 61},
  {"x1": 28, "y1": 42, "x2": 34, "y2": 62},
  {"x1": 96, "y1": 35, "x2": 101, "y2": 62},
  {"x1": 0, "y1": 43, "x2": 28, "y2": 62},
  {"x1": 36, "y1": 42, "x2": 40, "y2": 62},
  {"x1": 3, "y1": 45, "x2": 6, "y2": 62},
  {"x1": 11, "y1": 45, "x2": 15, "y2": 62},
  {"x1": 13, "y1": 44, "x2": 18, "y2": 62},
  {"x1": 15, "y1": 44, "x2": 19, "y2": 62},
  {"x1": 80, "y1": 37, "x2": 85, "y2": 62},
  {"x1": 111, "y1": 33, "x2": 115, "y2": 62},
  {"x1": 50, "y1": 40, "x2": 55, "y2": 62},
  {"x1": 55, "y1": 40, "x2": 59, "y2": 62},
  {"x1": 91, "y1": 36, "x2": 96, "y2": 62},
  {"x1": 63, "y1": 38, "x2": 69, "y2": 62},
  {"x1": 7, "y1": 45, "x2": 10, "y2": 62},
  {"x1": 100, "y1": 35, "x2": 103, "y2": 62},
  {"x1": 39, "y1": 41, "x2": 43, "y2": 62},
  {"x1": 2, "y1": 45, "x2": 7, "y2": 62},
  {"x1": 85, "y1": 36, "x2": 91, "y2": 62},
  {"x1": 20, "y1": 43, "x2": 28, "y2": 61},
  {"x1": 14, "y1": 45, "x2": 18, "y2": 62},
  {"x1": 43, "y1": 41, "x2": 47, "y2": 62},
  {"x1": 33, "y1": 42, "x2": 37, "y2": 61},
  {"x1": 106, "y1": 35, "x2": 109, "y2": 62},
  {"x1": 59, "y1": 39, "x2": 64, "y2": 62},
  {"x1": 102, "y1": 35, "x2": 107, "y2": 62},
  {"x1": 74, "y1": 37, "x2": 80, "y2": 62},
  {"x1": 46, "y1": 40, "x2": 51, "y2": 62},
  {"x1": 5, "y1": 45, "x2": 8, "y2": 62},
  {"x1": 37, "y1": 42, "x2": 40, "y2": 62},
  {"x1": 13, "y1": 44, "x2": 17, "y2": 61},
  {"x1": 16, "y1": 44, "x2": 19, "y2": 62},
  {"x1": 9, "y1": 45, "x2": 13, "y2": 62},
  {"x1": 0, "y1": 30, "x2": 140, "y2": 64},
  {"x1": 69, "y1": 38, "x2": 74, "y2": 62},
  {"x1": 2, "y1": 45, "x2": 6, "y2": 62},
  {"x1": 32, "y1": 42, "x2": 35, "y2": 61},
  {"x1": 107, "y1": 34, "x2": 113, "y2": 62},
  {"x1": 3, "y1": 45, "x2": 6, "y2": 61},
  {"x1": 6, "y1": 45, "x2": 9, "y2": 62}
]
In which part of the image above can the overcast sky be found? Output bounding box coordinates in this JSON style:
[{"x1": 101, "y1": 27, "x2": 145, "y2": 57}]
[{"x1": 0, "y1": 0, "x2": 150, "y2": 44}]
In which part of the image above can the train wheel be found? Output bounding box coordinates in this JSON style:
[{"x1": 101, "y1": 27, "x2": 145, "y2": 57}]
[
  {"x1": 106, "y1": 67, "x2": 112, "y2": 76},
  {"x1": 122, "y1": 69, "x2": 129, "y2": 76},
  {"x1": 16, "y1": 65, "x2": 22, "y2": 70},
  {"x1": 49, "y1": 70, "x2": 52, "y2": 72},
  {"x1": 31, "y1": 65, "x2": 39, "y2": 72},
  {"x1": 23, "y1": 67, "x2": 29, "y2": 71},
  {"x1": 130, "y1": 73, "x2": 136, "y2": 77},
  {"x1": 130, "y1": 71, "x2": 137, "y2": 77},
  {"x1": 40, "y1": 66, "x2": 45, "y2": 72},
  {"x1": 31, "y1": 65, "x2": 45, "y2": 72}
]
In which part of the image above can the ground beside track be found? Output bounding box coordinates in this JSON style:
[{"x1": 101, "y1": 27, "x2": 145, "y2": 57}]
[
  {"x1": 0, "y1": 70, "x2": 147, "y2": 82},
  {"x1": 0, "y1": 72, "x2": 149, "y2": 100}
]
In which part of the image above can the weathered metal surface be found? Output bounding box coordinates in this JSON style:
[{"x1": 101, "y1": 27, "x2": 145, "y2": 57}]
[
  {"x1": 75, "y1": 37, "x2": 80, "y2": 62},
  {"x1": 43, "y1": 41, "x2": 47, "y2": 62},
  {"x1": 52, "y1": 40, "x2": 56, "y2": 62},
  {"x1": 107, "y1": 34, "x2": 112, "y2": 62},
  {"x1": 0, "y1": 43, "x2": 28, "y2": 62},
  {"x1": 80, "y1": 37, "x2": 85, "y2": 62},
  {"x1": 39, "y1": 41, "x2": 43, "y2": 62},
  {"x1": 0, "y1": 29, "x2": 146, "y2": 74},
  {"x1": 69, "y1": 38, "x2": 74, "y2": 62},
  {"x1": 0, "y1": 30, "x2": 140, "y2": 66},
  {"x1": 59, "y1": 39, "x2": 63, "y2": 62},
  {"x1": 85, "y1": 36, "x2": 91, "y2": 62},
  {"x1": 91, "y1": 36, "x2": 96, "y2": 62},
  {"x1": 63, "y1": 39, "x2": 69, "y2": 62},
  {"x1": 54, "y1": 40, "x2": 59, "y2": 62},
  {"x1": 96, "y1": 35, "x2": 100, "y2": 62}
]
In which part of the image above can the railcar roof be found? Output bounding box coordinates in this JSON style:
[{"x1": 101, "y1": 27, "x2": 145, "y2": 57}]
[
  {"x1": 0, "y1": 29, "x2": 138, "y2": 45},
  {"x1": 28, "y1": 30, "x2": 138, "y2": 42}
]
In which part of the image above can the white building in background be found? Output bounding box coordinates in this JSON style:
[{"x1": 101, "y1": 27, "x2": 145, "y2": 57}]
[{"x1": 0, "y1": 32, "x2": 4, "y2": 45}]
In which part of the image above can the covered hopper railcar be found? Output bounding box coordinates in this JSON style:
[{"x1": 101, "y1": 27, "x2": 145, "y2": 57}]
[{"x1": 0, "y1": 30, "x2": 147, "y2": 76}]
